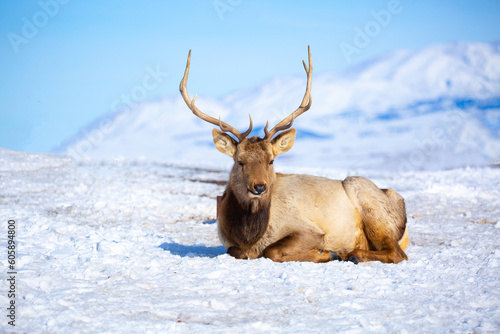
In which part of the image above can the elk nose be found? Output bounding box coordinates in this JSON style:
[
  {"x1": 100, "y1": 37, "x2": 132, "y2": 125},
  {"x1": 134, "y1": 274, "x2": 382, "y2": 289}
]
[{"x1": 253, "y1": 184, "x2": 267, "y2": 195}]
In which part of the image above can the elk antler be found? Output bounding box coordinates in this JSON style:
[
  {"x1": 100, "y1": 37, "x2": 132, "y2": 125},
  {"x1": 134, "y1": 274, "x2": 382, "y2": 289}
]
[
  {"x1": 180, "y1": 50, "x2": 252, "y2": 142},
  {"x1": 263, "y1": 45, "x2": 312, "y2": 140}
]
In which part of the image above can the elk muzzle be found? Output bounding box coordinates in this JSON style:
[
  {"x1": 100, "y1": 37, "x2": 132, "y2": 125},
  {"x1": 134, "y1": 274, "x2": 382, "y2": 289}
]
[{"x1": 251, "y1": 183, "x2": 267, "y2": 196}]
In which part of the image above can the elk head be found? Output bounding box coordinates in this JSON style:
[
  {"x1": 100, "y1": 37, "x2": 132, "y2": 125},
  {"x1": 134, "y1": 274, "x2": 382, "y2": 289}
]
[{"x1": 180, "y1": 47, "x2": 312, "y2": 212}]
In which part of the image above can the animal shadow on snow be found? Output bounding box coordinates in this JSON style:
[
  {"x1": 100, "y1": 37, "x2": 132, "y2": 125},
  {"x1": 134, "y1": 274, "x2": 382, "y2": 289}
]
[
  {"x1": 159, "y1": 242, "x2": 226, "y2": 258},
  {"x1": 159, "y1": 220, "x2": 226, "y2": 258}
]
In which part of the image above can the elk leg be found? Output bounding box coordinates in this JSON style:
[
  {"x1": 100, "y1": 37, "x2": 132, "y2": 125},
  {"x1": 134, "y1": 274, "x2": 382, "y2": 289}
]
[
  {"x1": 342, "y1": 177, "x2": 408, "y2": 264},
  {"x1": 350, "y1": 202, "x2": 408, "y2": 264},
  {"x1": 227, "y1": 246, "x2": 248, "y2": 259},
  {"x1": 262, "y1": 232, "x2": 333, "y2": 263},
  {"x1": 345, "y1": 236, "x2": 408, "y2": 264}
]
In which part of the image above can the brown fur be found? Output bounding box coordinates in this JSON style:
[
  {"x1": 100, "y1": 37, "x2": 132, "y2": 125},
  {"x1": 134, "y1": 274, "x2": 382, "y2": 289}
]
[
  {"x1": 219, "y1": 188, "x2": 271, "y2": 246},
  {"x1": 180, "y1": 47, "x2": 408, "y2": 264},
  {"x1": 216, "y1": 137, "x2": 409, "y2": 264}
]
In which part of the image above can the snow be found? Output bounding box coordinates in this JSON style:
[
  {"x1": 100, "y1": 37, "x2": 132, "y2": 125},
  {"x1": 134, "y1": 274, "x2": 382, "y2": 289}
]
[{"x1": 1, "y1": 148, "x2": 499, "y2": 333}]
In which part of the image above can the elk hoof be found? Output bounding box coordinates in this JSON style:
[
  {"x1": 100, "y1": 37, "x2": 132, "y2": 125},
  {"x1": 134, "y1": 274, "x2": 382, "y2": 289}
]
[
  {"x1": 346, "y1": 255, "x2": 359, "y2": 264},
  {"x1": 329, "y1": 251, "x2": 342, "y2": 261},
  {"x1": 227, "y1": 246, "x2": 247, "y2": 259}
]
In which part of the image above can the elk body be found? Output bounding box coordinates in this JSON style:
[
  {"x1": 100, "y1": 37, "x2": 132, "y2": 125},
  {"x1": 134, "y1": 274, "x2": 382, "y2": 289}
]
[{"x1": 180, "y1": 47, "x2": 409, "y2": 264}]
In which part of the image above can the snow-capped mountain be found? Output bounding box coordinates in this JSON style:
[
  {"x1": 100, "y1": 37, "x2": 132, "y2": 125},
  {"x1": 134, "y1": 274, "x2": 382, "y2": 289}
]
[{"x1": 56, "y1": 42, "x2": 500, "y2": 171}]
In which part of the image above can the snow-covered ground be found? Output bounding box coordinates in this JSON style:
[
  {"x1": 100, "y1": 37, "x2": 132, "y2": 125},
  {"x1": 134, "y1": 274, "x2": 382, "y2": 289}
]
[{"x1": 1, "y1": 148, "x2": 499, "y2": 333}]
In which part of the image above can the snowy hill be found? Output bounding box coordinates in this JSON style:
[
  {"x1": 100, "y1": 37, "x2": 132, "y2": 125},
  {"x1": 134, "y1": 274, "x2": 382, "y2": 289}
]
[
  {"x1": 1, "y1": 149, "x2": 499, "y2": 332},
  {"x1": 56, "y1": 42, "x2": 500, "y2": 171}
]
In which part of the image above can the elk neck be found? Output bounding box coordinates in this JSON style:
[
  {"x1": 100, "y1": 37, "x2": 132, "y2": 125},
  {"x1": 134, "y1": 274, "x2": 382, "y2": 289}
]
[{"x1": 221, "y1": 185, "x2": 271, "y2": 247}]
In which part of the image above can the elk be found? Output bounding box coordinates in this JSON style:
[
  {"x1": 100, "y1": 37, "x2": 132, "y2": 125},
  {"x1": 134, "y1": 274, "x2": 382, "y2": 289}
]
[{"x1": 179, "y1": 46, "x2": 409, "y2": 264}]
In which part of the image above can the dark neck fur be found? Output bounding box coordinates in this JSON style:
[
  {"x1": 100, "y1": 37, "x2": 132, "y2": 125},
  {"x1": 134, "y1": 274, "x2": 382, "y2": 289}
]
[{"x1": 222, "y1": 187, "x2": 271, "y2": 246}]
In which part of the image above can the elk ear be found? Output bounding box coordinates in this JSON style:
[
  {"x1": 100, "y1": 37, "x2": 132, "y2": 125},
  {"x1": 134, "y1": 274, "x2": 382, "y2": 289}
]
[
  {"x1": 272, "y1": 128, "x2": 296, "y2": 156},
  {"x1": 213, "y1": 129, "x2": 237, "y2": 157}
]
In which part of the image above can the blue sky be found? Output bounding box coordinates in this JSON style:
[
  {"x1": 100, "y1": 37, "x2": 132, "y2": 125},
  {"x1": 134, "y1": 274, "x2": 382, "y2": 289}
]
[{"x1": 1, "y1": 0, "x2": 499, "y2": 152}]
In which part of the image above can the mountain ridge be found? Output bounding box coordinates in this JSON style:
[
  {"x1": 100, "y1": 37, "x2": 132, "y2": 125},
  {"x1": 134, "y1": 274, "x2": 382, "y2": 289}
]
[{"x1": 55, "y1": 42, "x2": 500, "y2": 171}]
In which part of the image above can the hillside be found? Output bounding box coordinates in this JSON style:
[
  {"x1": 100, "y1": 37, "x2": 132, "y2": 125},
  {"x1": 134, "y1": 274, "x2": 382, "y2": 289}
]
[{"x1": 56, "y1": 42, "x2": 500, "y2": 171}]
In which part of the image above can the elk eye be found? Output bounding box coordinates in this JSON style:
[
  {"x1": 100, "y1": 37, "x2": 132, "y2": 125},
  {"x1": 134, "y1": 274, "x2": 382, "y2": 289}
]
[{"x1": 269, "y1": 160, "x2": 274, "y2": 165}]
